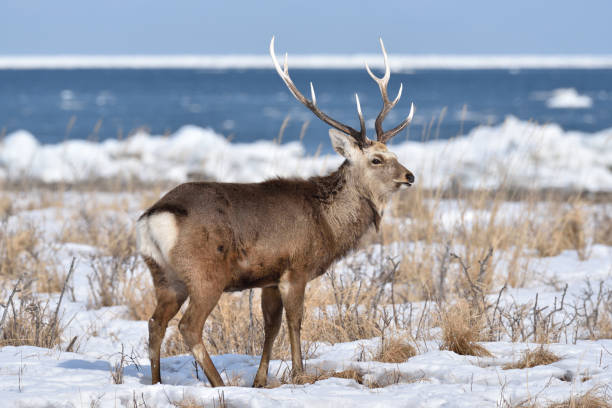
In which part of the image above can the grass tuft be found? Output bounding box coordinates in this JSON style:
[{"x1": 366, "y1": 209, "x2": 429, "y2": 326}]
[
  {"x1": 504, "y1": 346, "x2": 561, "y2": 370},
  {"x1": 374, "y1": 336, "x2": 417, "y2": 363},
  {"x1": 439, "y1": 301, "x2": 492, "y2": 357},
  {"x1": 546, "y1": 386, "x2": 612, "y2": 408}
]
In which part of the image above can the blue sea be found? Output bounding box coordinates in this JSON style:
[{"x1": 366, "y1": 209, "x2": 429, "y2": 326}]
[{"x1": 1, "y1": 68, "x2": 611, "y2": 153}]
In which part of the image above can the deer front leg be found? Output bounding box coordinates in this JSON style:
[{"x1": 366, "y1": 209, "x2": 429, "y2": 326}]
[
  {"x1": 278, "y1": 276, "x2": 306, "y2": 379},
  {"x1": 252, "y1": 286, "x2": 283, "y2": 387}
]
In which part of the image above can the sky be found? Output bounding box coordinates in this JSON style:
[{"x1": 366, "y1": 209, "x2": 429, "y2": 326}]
[{"x1": 0, "y1": 0, "x2": 611, "y2": 55}]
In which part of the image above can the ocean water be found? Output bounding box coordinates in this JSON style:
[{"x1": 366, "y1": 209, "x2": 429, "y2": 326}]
[{"x1": 1, "y1": 68, "x2": 611, "y2": 153}]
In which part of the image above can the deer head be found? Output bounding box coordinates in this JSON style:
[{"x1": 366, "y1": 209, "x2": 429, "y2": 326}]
[{"x1": 270, "y1": 37, "x2": 415, "y2": 210}]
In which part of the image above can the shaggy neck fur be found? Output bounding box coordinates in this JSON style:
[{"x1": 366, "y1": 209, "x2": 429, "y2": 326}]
[{"x1": 310, "y1": 160, "x2": 385, "y2": 256}]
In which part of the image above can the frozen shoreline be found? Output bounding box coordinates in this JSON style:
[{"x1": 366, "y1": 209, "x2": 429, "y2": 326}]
[
  {"x1": 2, "y1": 54, "x2": 612, "y2": 70},
  {"x1": 1, "y1": 116, "x2": 611, "y2": 191}
]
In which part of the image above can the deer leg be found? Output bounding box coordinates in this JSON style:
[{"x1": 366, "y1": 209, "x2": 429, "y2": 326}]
[
  {"x1": 279, "y1": 278, "x2": 306, "y2": 378},
  {"x1": 179, "y1": 287, "x2": 224, "y2": 387},
  {"x1": 148, "y1": 286, "x2": 187, "y2": 384},
  {"x1": 144, "y1": 257, "x2": 188, "y2": 385},
  {"x1": 252, "y1": 286, "x2": 283, "y2": 388}
]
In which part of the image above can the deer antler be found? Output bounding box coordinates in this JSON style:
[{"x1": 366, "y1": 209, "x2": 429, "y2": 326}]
[
  {"x1": 270, "y1": 37, "x2": 368, "y2": 147},
  {"x1": 365, "y1": 38, "x2": 415, "y2": 144}
]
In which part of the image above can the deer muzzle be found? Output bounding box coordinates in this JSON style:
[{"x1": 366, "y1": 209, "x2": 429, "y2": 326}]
[{"x1": 394, "y1": 170, "x2": 415, "y2": 187}]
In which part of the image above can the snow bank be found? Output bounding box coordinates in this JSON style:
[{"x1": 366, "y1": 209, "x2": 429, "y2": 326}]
[
  {"x1": 395, "y1": 117, "x2": 612, "y2": 191},
  {"x1": 2, "y1": 54, "x2": 612, "y2": 70},
  {"x1": 1, "y1": 117, "x2": 612, "y2": 191},
  {"x1": 2, "y1": 340, "x2": 612, "y2": 408},
  {"x1": 546, "y1": 88, "x2": 593, "y2": 109}
]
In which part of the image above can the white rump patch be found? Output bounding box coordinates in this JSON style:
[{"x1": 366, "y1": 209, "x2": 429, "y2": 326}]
[{"x1": 136, "y1": 212, "x2": 179, "y2": 267}]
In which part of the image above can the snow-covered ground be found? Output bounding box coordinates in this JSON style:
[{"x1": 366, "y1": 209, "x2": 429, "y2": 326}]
[
  {"x1": 1, "y1": 117, "x2": 612, "y2": 191},
  {"x1": 2, "y1": 338, "x2": 611, "y2": 408},
  {"x1": 1, "y1": 241, "x2": 611, "y2": 408},
  {"x1": 0, "y1": 190, "x2": 611, "y2": 408},
  {"x1": 1, "y1": 245, "x2": 610, "y2": 407}
]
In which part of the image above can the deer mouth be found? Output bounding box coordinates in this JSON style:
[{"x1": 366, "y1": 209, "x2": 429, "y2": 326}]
[{"x1": 393, "y1": 179, "x2": 413, "y2": 187}]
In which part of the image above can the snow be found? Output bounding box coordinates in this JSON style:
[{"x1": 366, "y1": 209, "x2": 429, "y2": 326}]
[
  {"x1": 546, "y1": 88, "x2": 594, "y2": 109},
  {"x1": 2, "y1": 117, "x2": 612, "y2": 191},
  {"x1": 2, "y1": 55, "x2": 612, "y2": 70},
  {"x1": 0, "y1": 194, "x2": 611, "y2": 407},
  {"x1": 2, "y1": 340, "x2": 611, "y2": 407}
]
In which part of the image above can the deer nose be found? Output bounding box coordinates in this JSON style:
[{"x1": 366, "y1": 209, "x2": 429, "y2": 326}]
[{"x1": 406, "y1": 172, "x2": 415, "y2": 184}]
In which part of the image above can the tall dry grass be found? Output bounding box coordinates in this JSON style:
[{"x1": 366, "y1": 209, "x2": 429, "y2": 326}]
[
  {"x1": 1, "y1": 178, "x2": 610, "y2": 368},
  {"x1": 515, "y1": 386, "x2": 612, "y2": 408}
]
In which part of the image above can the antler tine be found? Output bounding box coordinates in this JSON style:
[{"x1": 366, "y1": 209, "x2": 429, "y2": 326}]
[
  {"x1": 309, "y1": 82, "x2": 316, "y2": 105},
  {"x1": 380, "y1": 102, "x2": 415, "y2": 143},
  {"x1": 355, "y1": 93, "x2": 365, "y2": 136},
  {"x1": 270, "y1": 37, "x2": 367, "y2": 146},
  {"x1": 365, "y1": 38, "x2": 414, "y2": 143}
]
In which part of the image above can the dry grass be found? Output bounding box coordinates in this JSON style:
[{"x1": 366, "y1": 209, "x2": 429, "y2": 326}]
[
  {"x1": 0, "y1": 259, "x2": 74, "y2": 348},
  {"x1": 389, "y1": 187, "x2": 598, "y2": 294},
  {"x1": 365, "y1": 369, "x2": 427, "y2": 388},
  {"x1": 0, "y1": 287, "x2": 63, "y2": 348},
  {"x1": 593, "y1": 209, "x2": 612, "y2": 246},
  {"x1": 276, "y1": 368, "x2": 357, "y2": 386},
  {"x1": 170, "y1": 391, "x2": 227, "y2": 408},
  {"x1": 0, "y1": 221, "x2": 41, "y2": 279},
  {"x1": 0, "y1": 219, "x2": 69, "y2": 347},
  {"x1": 0, "y1": 220, "x2": 65, "y2": 295},
  {"x1": 301, "y1": 272, "x2": 382, "y2": 345},
  {"x1": 272, "y1": 366, "x2": 423, "y2": 389},
  {"x1": 475, "y1": 385, "x2": 611, "y2": 408},
  {"x1": 59, "y1": 182, "x2": 605, "y2": 361},
  {"x1": 546, "y1": 395, "x2": 612, "y2": 408},
  {"x1": 503, "y1": 346, "x2": 561, "y2": 370},
  {"x1": 54, "y1": 198, "x2": 154, "y2": 317},
  {"x1": 329, "y1": 369, "x2": 364, "y2": 384},
  {"x1": 543, "y1": 386, "x2": 612, "y2": 408},
  {"x1": 439, "y1": 300, "x2": 492, "y2": 357},
  {"x1": 534, "y1": 202, "x2": 588, "y2": 260},
  {"x1": 0, "y1": 194, "x2": 13, "y2": 219},
  {"x1": 374, "y1": 336, "x2": 416, "y2": 363},
  {"x1": 170, "y1": 396, "x2": 204, "y2": 408},
  {"x1": 1, "y1": 182, "x2": 609, "y2": 377}
]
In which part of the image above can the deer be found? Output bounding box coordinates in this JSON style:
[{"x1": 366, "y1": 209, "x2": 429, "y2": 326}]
[{"x1": 136, "y1": 37, "x2": 415, "y2": 388}]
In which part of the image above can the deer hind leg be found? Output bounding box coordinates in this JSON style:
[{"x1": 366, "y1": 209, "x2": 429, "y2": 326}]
[
  {"x1": 278, "y1": 275, "x2": 306, "y2": 378},
  {"x1": 144, "y1": 256, "x2": 188, "y2": 384},
  {"x1": 179, "y1": 282, "x2": 224, "y2": 387},
  {"x1": 252, "y1": 286, "x2": 283, "y2": 388}
]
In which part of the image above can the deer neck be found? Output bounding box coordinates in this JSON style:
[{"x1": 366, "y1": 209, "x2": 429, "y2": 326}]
[{"x1": 312, "y1": 161, "x2": 384, "y2": 254}]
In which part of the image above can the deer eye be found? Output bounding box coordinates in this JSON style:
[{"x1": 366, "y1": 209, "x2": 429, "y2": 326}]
[{"x1": 371, "y1": 158, "x2": 383, "y2": 165}]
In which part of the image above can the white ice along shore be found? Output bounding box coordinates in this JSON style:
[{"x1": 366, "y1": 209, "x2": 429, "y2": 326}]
[
  {"x1": 2, "y1": 54, "x2": 612, "y2": 70},
  {"x1": 1, "y1": 116, "x2": 612, "y2": 191}
]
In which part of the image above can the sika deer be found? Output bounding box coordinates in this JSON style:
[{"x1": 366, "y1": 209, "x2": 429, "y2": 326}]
[{"x1": 137, "y1": 37, "x2": 415, "y2": 387}]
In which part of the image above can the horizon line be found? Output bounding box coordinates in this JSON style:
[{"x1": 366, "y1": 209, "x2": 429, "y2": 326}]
[{"x1": 2, "y1": 54, "x2": 612, "y2": 70}]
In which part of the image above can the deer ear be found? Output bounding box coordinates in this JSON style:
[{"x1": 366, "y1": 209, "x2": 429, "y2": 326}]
[{"x1": 329, "y1": 129, "x2": 360, "y2": 160}]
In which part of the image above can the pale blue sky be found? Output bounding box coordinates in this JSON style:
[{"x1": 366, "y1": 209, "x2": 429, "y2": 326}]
[{"x1": 1, "y1": 0, "x2": 610, "y2": 55}]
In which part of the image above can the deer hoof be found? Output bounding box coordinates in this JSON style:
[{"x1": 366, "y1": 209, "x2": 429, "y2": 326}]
[{"x1": 252, "y1": 377, "x2": 267, "y2": 388}]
